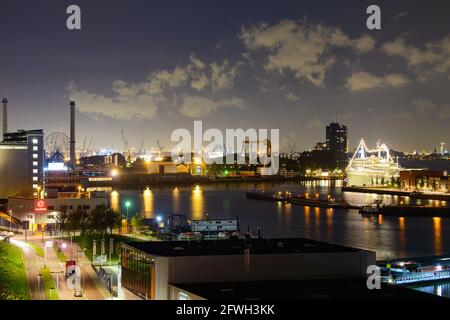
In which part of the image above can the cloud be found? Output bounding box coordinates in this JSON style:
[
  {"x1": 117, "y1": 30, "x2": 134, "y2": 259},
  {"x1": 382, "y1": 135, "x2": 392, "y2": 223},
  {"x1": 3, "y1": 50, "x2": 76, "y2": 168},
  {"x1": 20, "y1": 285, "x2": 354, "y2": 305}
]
[
  {"x1": 382, "y1": 36, "x2": 450, "y2": 78},
  {"x1": 411, "y1": 98, "x2": 450, "y2": 119},
  {"x1": 286, "y1": 92, "x2": 300, "y2": 101},
  {"x1": 179, "y1": 96, "x2": 244, "y2": 118},
  {"x1": 240, "y1": 19, "x2": 376, "y2": 86},
  {"x1": 68, "y1": 53, "x2": 243, "y2": 120},
  {"x1": 191, "y1": 74, "x2": 209, "y2": 91},
  {"x1": 345, "y1": 72, "x2": 409, "y2": 91},
  {"x1": 210, "y1": 60, "x2": 240, "y2": 92},
  {"x1": 68, "y1": 82, "x2": 158, "y2": 120},
  {"x1": 438, "y1": 106, "x2": 450, "y2": 119},
  {"x1": 412, "y1": 98, "x2": 436, "y2": 114},
  {"x1": 307, "y1": 118, "x2": 323, "y2": 129},
  {"x1": 189, "y1": 54, "x2": 206, "y2": 69}
]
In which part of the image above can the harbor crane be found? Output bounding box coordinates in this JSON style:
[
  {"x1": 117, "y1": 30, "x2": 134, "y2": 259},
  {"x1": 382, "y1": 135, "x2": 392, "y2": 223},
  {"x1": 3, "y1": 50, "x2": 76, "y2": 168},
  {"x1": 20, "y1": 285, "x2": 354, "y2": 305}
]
[{"x1": 121, "y1": 129, "x2": 131, "y2": 163}]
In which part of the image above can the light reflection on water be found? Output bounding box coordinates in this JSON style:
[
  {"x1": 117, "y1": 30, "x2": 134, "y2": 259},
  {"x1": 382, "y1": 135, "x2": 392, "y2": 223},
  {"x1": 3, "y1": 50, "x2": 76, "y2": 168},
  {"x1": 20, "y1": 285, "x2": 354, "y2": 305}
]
[
  {"x1": 412, "y1": 281, "x2": 450, "y2": 298},
  {"x1": 102, "y1": 181, "x2": 449, "y2": 260}
]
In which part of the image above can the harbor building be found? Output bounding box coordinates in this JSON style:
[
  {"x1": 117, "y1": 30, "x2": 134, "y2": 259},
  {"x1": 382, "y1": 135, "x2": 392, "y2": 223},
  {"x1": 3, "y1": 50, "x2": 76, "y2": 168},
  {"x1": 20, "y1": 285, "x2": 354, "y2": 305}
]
[
  {"x1": 346, "y1": 139, "x2": 401, "y2": 187},
  {"x1": 0, "y1": 129, "x2": 44, "y2": 199},
  {"x1": 120, "y1": 238, "x2": 376, "y2": 300},
  {"x1": 400, "y1": 169, "x2": 449, "y2": 192}
]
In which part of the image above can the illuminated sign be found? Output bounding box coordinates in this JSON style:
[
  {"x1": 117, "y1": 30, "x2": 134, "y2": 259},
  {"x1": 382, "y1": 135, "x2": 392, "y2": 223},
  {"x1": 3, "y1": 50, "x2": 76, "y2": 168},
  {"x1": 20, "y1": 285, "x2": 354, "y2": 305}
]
[
  {"x1": 48, "y1": 162, "x2": 67, "y2": 171},
  {"x1": 35, "y1": 200, "x2": 47, "y2": 212}
]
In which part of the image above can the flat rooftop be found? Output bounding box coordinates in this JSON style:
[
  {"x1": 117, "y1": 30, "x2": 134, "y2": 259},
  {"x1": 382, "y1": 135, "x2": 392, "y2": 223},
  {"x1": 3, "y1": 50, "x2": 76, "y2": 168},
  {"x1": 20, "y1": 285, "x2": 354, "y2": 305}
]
[
  {"x1": 123, "y1": 238, "x2": 370, "y2": 257},
  {"x1": 172, "y1": 279, "x2": 443, "y2": 300}
]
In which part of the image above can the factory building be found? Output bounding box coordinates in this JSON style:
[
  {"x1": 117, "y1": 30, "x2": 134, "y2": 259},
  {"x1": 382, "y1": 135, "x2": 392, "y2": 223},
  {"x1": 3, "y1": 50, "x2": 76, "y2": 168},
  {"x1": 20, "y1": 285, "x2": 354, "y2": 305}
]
[{"x1": 121, "y1": 238, "x2": 375, "y2": 300}]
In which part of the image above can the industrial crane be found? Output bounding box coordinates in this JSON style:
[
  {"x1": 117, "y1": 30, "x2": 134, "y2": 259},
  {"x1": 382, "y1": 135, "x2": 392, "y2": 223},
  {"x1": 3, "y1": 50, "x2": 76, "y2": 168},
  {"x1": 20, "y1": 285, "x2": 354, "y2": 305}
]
[{"x1": 121, "y1": 129, "x2": 131, "y2": 163}]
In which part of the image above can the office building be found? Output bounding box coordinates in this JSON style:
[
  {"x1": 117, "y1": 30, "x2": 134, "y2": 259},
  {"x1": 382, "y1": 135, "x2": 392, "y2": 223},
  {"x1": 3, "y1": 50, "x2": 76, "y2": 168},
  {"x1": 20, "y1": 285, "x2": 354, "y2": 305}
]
[
  {"x1": 0, "y1": 129, "x2": 44, "y2": 199},
  {"x1": 326, "y1": 122, "x2": 348, "y2": 154}
]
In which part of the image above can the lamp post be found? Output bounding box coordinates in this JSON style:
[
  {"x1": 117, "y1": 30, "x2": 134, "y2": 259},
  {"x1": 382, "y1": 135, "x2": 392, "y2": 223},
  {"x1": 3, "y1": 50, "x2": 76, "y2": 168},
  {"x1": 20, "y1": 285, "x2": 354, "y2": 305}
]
[
  {"x1": 8, "y1": 209, "x2": 12, "y2": 232},
  {"x1": 125, "y1": 201, "x2": 131, "y2": 220},
  {"x1": 125, "y1": 201, "x2": 131, "y2": 234}
]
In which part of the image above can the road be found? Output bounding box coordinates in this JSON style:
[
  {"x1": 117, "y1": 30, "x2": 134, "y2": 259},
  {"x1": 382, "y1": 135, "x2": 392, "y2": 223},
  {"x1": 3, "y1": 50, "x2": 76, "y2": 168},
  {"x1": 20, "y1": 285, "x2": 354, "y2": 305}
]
[{"x1": 11, "y1": 234, "x2": 111, "y2": 300}]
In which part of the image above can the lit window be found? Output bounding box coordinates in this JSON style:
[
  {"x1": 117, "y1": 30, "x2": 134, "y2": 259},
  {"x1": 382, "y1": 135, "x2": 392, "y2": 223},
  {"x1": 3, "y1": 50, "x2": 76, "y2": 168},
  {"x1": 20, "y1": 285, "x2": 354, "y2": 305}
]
[
  {"x1": 33, "y1": 161, "x2": 38, "y2": 166},
  {"x1": 33, "y1": 184, "x2": 38, "y2": 189},
  {"x1": 33, "y1": 146, "x2": 38, "y2": 151},
  {"x1": 33, "y1": 153, "x2": 38, "y2": 159},
  {"x1": 32, "y1": 138, "x2": 38, "y2": 145},
  {"x1": 33, "y1": 177, "x2": 38, "y2": 181},
  {"x1": 33, "y1": 169, "x2": 38, "y2": 174}
]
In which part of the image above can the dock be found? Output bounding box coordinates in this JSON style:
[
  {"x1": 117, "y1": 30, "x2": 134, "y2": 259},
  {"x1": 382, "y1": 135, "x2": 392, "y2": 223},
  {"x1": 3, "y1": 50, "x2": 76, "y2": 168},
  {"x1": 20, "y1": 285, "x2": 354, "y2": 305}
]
[
  {"x1": 358, "y1": 205, "x2": 450, "y2": 217},
  {"x1": 343, "y1": 186, "x2": 450, "y2": 201},
  {"x1": 246, "y1": 191, "x2": 358, "y2": 209}
]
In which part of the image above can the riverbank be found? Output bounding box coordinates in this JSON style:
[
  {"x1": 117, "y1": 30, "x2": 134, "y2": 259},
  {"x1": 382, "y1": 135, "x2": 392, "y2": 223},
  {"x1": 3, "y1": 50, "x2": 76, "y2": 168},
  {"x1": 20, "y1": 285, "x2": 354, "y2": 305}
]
[{"x1": 90, "y1": 175, "x2": 343, "y2": 189}]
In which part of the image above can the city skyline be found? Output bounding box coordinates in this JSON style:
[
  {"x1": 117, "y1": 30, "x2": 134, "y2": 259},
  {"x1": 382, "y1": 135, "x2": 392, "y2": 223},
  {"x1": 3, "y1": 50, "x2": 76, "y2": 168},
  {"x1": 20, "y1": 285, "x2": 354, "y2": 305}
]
[{"x1": 1, "y1": 0, "x2": 450, "y2": 152}]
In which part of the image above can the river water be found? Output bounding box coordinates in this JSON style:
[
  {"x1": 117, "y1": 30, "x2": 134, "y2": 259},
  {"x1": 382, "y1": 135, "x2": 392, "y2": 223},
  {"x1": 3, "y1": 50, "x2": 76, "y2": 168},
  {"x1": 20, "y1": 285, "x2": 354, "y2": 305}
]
[
  {"x1": 98, "y1": 181, "x2": 450, "y2": 260},
  {"x1": 99, "y1": 180, "x2": 450, "y2": 298}
]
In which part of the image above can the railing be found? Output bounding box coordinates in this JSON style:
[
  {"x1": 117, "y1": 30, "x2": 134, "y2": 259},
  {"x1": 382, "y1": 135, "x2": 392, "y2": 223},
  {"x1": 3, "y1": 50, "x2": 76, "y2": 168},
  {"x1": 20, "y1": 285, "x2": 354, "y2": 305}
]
[{"x1": 394, "y1": 271, "x2": 450, "y2": 284}]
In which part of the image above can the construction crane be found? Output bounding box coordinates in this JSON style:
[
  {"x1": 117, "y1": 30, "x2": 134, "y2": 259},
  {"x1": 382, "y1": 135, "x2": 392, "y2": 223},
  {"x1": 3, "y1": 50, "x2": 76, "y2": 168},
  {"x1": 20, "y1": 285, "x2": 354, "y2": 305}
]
[
  {"x1": 138, "y1": 139, "x2": 145, "y2": 157},
  {"x1": 156, "y1": 140, "x2": 165, "y2": 152},
  {"x1": 121, "y1": 129, "x2": 131, "y2": 163}
]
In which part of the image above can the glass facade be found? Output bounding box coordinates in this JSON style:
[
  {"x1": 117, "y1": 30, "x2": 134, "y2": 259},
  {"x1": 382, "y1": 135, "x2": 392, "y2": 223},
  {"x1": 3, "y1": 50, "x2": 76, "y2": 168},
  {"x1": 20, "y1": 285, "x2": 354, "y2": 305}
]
[{"x1": 121, "y1": 246, "x2": 154, "y2": 299}]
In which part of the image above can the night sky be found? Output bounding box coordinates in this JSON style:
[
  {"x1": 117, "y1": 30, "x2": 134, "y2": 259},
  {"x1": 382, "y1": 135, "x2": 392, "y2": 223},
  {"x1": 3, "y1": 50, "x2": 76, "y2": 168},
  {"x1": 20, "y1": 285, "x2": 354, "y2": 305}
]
[{"x1": 0, "y1": 0, "x2": 449, "y2": 153}]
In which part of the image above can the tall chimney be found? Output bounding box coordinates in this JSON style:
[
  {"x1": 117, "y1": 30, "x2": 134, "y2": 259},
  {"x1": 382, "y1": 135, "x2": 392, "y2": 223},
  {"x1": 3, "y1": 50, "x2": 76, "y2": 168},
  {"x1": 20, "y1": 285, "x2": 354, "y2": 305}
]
[
  {"x1": 2, "y1": 98, "x2": 7, "y2": 138},
  {"x1": 70, "y1": 101, "x2": 76, "y2": 168}
]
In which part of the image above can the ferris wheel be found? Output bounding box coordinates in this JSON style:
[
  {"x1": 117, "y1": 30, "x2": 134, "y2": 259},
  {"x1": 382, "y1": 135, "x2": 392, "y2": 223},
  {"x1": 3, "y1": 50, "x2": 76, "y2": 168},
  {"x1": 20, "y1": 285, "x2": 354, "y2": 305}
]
[{"x1": 45, "y1": 132, "x2": 70, "y2": 158}]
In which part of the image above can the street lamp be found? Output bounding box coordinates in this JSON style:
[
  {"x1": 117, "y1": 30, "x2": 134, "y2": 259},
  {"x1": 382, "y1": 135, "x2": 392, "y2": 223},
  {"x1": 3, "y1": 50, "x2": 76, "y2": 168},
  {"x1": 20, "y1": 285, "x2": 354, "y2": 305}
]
[
  {"x1": 125, "y1": 201, "x2": 131, "y2": 220},
  {"x1": 8, "y1": 209, "x2": 12, "y2": 232}
]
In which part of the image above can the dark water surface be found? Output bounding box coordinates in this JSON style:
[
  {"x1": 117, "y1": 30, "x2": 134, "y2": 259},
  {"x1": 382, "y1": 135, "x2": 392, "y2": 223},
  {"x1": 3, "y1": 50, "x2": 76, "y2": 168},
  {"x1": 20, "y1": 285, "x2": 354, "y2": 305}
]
[{"x1": 99, "y1": 181, "x2": 450, "y2": 260}]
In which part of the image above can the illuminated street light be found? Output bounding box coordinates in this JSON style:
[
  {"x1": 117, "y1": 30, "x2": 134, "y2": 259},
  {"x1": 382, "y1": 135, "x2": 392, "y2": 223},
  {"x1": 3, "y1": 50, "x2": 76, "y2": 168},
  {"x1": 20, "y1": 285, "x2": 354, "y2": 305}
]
[{"x1": 125, "y1": 201, "x2": 131, "y2": 220}]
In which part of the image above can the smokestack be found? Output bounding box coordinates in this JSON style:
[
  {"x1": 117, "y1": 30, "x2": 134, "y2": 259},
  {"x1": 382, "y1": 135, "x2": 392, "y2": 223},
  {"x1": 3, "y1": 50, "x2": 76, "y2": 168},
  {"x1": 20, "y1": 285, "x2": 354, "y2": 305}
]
[
  {"x1": 2, "y1": 98, "x2": 7, "y2": 138},
  {"x1": 70, "y1": 101, "x2": 76, "y2": 168}
]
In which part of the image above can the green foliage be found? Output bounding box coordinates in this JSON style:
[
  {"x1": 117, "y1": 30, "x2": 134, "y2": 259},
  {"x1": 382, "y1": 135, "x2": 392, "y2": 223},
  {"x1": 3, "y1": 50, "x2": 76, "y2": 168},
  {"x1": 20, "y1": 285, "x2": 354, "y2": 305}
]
[
  {"x1": 0, "y1": 242, "x2": 30, "y2": 300},
  {"x1": 53, "y1": 244, "x2": 66, "y2": 263},
  {"x1": 28, "y1": 242, "x2": 44, "y2": 257},
  {"x1": 39, "y1": 267, "x2": 59, "y2": 300}
]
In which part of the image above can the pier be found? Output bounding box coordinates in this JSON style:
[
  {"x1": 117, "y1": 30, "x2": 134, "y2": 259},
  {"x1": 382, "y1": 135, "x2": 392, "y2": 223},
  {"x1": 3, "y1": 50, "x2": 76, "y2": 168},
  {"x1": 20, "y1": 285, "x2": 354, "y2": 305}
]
[{"x1": 343, "y1": 186, "x2": 450, "y2": 201}]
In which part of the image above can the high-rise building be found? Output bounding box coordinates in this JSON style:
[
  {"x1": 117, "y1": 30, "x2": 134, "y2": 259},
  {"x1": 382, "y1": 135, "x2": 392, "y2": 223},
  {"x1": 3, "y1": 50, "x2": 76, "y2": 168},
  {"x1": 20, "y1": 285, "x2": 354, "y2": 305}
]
[
  {"x1": 326, "y1": 122, "x2": 348, "y2": 154},
  {"x1": 0, "y1": 129, "x2": 44, "y2": 199},
  {"x1": 325, "y1": 122, "x2": 348, "y2": 168}
]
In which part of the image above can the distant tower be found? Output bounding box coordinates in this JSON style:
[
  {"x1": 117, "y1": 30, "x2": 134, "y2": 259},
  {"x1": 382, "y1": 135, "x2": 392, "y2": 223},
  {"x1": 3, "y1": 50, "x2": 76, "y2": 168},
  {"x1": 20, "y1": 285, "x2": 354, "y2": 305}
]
[
  {"x1": 440, "y1": 142, "x2": 445, "y2": 155},
  {"x1": 70, "y1": 101, "x2": 76, "y2": 168},
  {"x1": 2, "y1": 98, "x2": 7, "y2": 138}
]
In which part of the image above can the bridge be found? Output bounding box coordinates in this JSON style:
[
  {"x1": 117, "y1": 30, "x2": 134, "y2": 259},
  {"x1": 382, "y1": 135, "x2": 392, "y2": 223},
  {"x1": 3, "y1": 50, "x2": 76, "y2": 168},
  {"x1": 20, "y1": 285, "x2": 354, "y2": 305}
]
[{"x1": 378, "y1": 255, "x2": 450, "y2": 285}]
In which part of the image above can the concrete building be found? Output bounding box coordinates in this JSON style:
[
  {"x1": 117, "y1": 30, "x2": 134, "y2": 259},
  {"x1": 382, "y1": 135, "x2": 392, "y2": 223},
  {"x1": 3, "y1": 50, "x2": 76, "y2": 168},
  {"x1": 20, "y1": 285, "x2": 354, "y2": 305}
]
[
  {"x1": 0, "y1": 129, "x2": 44, "y2": 199},
  {"x1": 8, "y1": 191, "x2": 108, "y2": 231},
  {"x1": 400, "y1": 169, "x2": 449, "y2": 192},
  {"x1": 326, "y1": 122, "x2": 348, "y2": 154},
  {"x1": 120, "y1": 238, "x2": 375, "y2": 300}
]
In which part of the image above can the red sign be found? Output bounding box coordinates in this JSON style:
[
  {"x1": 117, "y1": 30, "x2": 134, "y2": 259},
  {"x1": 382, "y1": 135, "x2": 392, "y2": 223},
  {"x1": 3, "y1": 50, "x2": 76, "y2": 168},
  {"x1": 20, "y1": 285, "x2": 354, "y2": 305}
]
[{"x1": 35, "y1": 200, "x2": 47, "y2": 212}]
